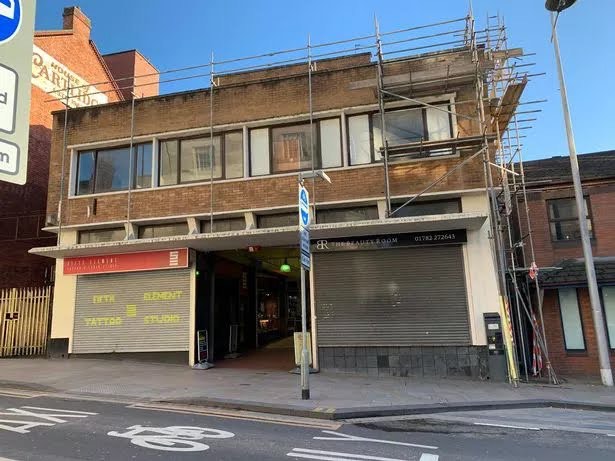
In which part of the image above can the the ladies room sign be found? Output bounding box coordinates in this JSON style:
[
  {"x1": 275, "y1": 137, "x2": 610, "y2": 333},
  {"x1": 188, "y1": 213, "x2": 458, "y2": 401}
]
[{"x1": 0, "y1": 0, "x2": 36, "y2": 185}]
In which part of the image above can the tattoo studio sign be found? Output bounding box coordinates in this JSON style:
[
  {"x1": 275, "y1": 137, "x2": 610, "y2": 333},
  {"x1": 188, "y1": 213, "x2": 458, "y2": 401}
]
[{"x1": 312, "y1": 229, "x2": 467, "y2": 252}]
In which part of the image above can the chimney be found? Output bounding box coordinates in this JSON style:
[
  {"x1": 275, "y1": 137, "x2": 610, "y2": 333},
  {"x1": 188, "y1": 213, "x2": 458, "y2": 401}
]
[{"x1": 63, "y1": 6, "x2": 92, "y2": 40}]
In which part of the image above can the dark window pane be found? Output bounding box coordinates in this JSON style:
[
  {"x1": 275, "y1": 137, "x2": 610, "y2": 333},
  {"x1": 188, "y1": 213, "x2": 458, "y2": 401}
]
[
  {"x1": 180, "y1": 136, "x2": 222, "y2": 183},
  {"x1": 134, "y1": 143, "x2": 152, "y2": 189},
  {"x1": 373, "y1": 109, "x2": 424, "y2": 158},
  {"x1": 317, "y1": 206, "x2": 378, "y2": 224},
  {"x1": 138, "y1": 222, "x2": 189, "y2": 239},
  {"x1": 549, "y1": 219, "x2": 593, "y2": 241},
  {"x1": 548, "y1": 198, "x2": 593, "y2": 241},
  {"x1": 549, "y1": 198, "x2": 579, "y2": 220},
  {"x1": 391, "y1": 199, "x2": 461, "y2": 218},
  {"x1": 79, "y1": 227, "x2": 125, "y2": 244},
  {"x1": 257, "y1": 212, "x2": 297, "y2": 229},
  {"x1": 159, "y1": 140, "x2": 178, "y2": 186},
  {"x1": 225, "y1": 132, "x2": 243, "y2": 179},
  {"x1": 271, "y1": 124, "x2": 318, "y2": 173},
  {"x1": 94, "y1": 147, "x2": 131, "y2": 193},
  {"x1": 77, "y1": 151, "x2": 95, "y2": 195},
  {"x1": 201, "y1": 217, "x2": 245, "y2": 233}
]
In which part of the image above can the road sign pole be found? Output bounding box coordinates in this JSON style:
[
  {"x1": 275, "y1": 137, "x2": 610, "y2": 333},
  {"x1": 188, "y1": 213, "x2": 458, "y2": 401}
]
[
  {"x1": 300, "y1": 264, "x2": 310, "y2": 400},
  {"x1": 298, "y1": 182, "x2": 311, "y2": 400}
]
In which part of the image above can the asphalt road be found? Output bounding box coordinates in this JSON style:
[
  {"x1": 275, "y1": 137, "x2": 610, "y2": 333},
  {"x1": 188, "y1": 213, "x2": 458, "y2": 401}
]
[{"x1": 0, "y1": 394, "x2": 613, "y2": 460}]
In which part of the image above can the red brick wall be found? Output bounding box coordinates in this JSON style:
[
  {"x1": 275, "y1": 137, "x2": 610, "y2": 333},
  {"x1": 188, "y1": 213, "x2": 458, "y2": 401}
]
[
  {"x1": 520, "y1": 182, "x2": 615, "y2": 268},
  {"x1": 542, "y1": 288, "x2": 615, "y2": 379},
  {"x1": 0, "y1": 7, "x2": 123, "y2": 288}
]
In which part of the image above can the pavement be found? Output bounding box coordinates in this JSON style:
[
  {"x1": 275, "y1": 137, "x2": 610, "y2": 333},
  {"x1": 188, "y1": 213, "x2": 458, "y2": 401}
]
[{"x1": 1, "y1": 357, "x2": 615, "y2": 421}]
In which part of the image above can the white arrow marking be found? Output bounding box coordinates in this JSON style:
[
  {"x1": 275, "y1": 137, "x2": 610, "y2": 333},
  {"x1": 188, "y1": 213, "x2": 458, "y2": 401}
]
[
  {"x1": 313, "y1": 430, "x2": 437, "y2": 450},
  {"x1": 0, "y1": 407, "x2": 94, "y2": 424}
]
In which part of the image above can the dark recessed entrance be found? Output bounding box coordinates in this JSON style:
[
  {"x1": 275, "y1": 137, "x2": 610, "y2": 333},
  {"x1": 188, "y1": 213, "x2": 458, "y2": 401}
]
[{"x1": 195, "y1": 246, "x2": 307, "y2": 371}]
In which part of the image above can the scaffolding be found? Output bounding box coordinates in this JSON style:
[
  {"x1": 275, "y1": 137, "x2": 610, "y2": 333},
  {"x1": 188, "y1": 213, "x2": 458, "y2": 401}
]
[{"x1": 49, "y1": 5, "x2": 556, "y2": 385}]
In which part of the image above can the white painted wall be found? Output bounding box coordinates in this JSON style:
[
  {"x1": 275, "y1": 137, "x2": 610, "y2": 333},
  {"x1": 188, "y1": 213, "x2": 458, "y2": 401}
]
[
  {"x1": 50, "y1": 230, "x2": 78, "y2": 352},
  {"x1": 462, "y1": 192, "x2": 501, "y2": 345}
]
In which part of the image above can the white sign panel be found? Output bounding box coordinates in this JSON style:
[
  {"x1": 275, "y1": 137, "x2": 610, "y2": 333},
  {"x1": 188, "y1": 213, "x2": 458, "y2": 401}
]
[
  {"x1": 298, "y1": 184, "x2": 310, "y2": 229},
  {"x1": 0, "y1": 0, "x2": 35, "y2": 185},
  {"x1": 32, "y1": 44, "x2": 109, "y2": 108}
]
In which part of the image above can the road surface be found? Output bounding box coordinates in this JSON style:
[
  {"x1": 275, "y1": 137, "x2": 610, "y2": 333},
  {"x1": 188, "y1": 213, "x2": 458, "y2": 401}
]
[{"x1": 0, "y1": 392, "x2": 613, "y2": 460}]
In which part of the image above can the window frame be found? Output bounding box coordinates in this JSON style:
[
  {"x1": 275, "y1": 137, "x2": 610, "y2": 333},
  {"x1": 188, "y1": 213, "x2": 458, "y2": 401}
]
[
  {"x1": 78, "y1": 227, "x2": 126, "y2": 244},
  {"x1": 389, "y1": 197, "x2": 462, "y2": 217},
  {"x1": 347, "y1": 103, "x2": 455, "y2": 165},
  {"x1": 158, "y1": 130, "x2": 244, "y2": 186},
  {"x1": 75, "y1": 142, "x2": 153, "y2": 196},
  {"x1": 547, "y1": 196, "x2": 595, "y2": 243},
  {"x1": 249, "y1": 117, "x2": 343, "y2": 176},
  {"x1": 557, "y1": 287, "x2": 587, "y2": 352},
  {"x1": 599, "y1": 286, "x2": 615, "y2": 350}
]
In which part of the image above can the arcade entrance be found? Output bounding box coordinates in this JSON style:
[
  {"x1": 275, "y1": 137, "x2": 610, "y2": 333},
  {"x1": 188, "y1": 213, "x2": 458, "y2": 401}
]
[{"x1": 194, "y1": 246, "x2": 308, "y2": 371}]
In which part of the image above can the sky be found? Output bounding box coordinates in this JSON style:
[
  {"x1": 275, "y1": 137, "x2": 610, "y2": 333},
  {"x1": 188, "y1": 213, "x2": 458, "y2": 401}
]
[{"x1": 34, "y1": 0, "x2": 615, "y2": 161}]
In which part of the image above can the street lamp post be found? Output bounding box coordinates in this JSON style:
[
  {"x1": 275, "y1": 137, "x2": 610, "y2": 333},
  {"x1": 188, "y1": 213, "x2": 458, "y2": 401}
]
[{"x1": 547, "y1": 1, "x2": 613, "y2": 386}]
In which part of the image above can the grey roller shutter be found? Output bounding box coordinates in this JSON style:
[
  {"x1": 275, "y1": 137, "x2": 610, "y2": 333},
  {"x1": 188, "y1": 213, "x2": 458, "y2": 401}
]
[
  {"x1": 73, "y1": 269, "x2": 190, "y2": 354},
  {"x1": 314, "y1": 246, "x2": 470, "y2": 346}
]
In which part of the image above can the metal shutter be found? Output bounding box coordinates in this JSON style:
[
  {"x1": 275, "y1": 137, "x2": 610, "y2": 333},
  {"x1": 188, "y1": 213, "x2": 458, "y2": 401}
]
[
  {"x1": 314, "y1": 246, "x2": 470, "y2": 346},
  {"x1": 73, "y1": 269, "x2": 190, "y2": 353}
]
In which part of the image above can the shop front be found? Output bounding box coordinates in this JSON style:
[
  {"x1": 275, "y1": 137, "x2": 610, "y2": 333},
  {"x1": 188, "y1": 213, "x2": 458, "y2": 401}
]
[
  {"x1": 312, "y1": 229, "x2": 488, "y2": 378},
  {"x1": 55, "y1": 249, "x2": 192, "y2": 363}
]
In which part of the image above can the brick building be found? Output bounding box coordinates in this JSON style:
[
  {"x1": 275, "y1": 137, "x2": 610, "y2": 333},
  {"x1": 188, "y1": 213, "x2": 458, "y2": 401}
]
[
  {"x1": 31, "y1": 22, "x2": 525, "y2": 378},
  {"x1": 0, "y1": 6, "x2": 157, "y2": 289},
  {"x1": 520, "y1": 151, "x2": 615, "y2": 379}
]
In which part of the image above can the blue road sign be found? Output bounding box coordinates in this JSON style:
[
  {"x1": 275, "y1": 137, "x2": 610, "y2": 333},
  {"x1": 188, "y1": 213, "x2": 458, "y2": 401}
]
[
  {"x1": 0, "y1": 0, "x2": 21, "y2": 44},
  {"x1": 300, "y1": 251, "x2": 311, "y2": 271},
  {"x1": 300, "y1": 228, "x2": 310, "y2": 255},
  {"x1": 298, "y1": 185, "x2": 310, "y2": 229}
]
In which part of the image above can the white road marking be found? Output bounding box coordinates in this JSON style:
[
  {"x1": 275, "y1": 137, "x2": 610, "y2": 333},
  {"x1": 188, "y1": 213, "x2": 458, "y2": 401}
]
[
  {"x1": 287, "y1": 448, "x2": 410, "y2": 461},
  {"x1": 474, "y1": 422, "x2": 540, "y2": 431},
  {"x1": 0, "y1": 406, "x2": 98, "y2": 433},
  {"x1": 108, "y1": 425, "x2": 234, "y2": 452},
  {"x1": 20, "y1": 406, "x2": 98, "y2": 415},
  {"x1": 314, "y1": 430, "x2": 438, "y2": 450},
  {"x1": 419, "y1": 455, "x2": 439, "y2": 461},
  {"x1": 0, "y1": 457, "x2": 21, "y2": 461},
  {"x1": 607, "y1": 434, "x2": 615, "y2": 437}
]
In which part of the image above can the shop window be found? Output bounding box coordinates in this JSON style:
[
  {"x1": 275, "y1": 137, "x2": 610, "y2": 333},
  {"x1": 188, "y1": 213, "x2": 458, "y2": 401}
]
[
  {"x1": 317, "y1": 206, "x2": 378, "y2": 224},
  {"x1": 602, "y1": 287, "x2": 615, "y2": 349},
  {"x1": 548, "y1": 197, "x2": 593, "y2": 241},
  {"x1": 257, "y1": 212, "x2": 296, "y2": 229},
  {"x1": 201, "y1": 217, "x2": 246, "y2": 233},
  {"x1": 78, "y1": 227, "x2": 125, "y2": 244},
  {"x1": 558, "y1": 288, "x2": 585, "y2": 351},
  {"x1": 75, "y1": 143, "x2": 153, "y2": 195},
  {"x1": 138, "y1": 222, "x2": 189, "y2": 239},
  {"x1": 390, "y1": 199, "x2": 461, "y2": 218},
  {"x1": 349, "y1": 104, "x2": 453, "y2": 165}
]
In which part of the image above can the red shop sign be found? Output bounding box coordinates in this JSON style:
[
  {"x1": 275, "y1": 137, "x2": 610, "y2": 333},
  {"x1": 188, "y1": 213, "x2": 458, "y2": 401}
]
[{"x1": 63, "y1": 248, "x2": 189, "y2": 275}]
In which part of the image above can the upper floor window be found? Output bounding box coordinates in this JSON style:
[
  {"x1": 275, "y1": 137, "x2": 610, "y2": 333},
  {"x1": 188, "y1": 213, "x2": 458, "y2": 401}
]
[
  {"x1": 317, "y1": 206, "x2": 378, "y2": 224},
  {"x1": 348, "y1": 104, "x2": 453, "y2": 165},
  {"x1": 390, "y1": 198, "x2": 461, "y2": 218},
  {"x1": 159, "y1": 131, "x2": 243, "y2": 186},
  {"x1": 76, "y1": 143, "x2": 152, "y2": 195},
  {"x1": 250, "y1": 119, "x2": 342, "y2": 176},
  {"x1": 547, "y1": 197, "x2": 593, "y2": 241},
  {"x1": 138, "y1": 222, "x2": 189, "y2": 239},
  {"x1": 257, "y1": 212, "x2": 296, "y2": 228},
  {"x1": 78, "y1": 227, "x2": 125, "y2": 244},
  {"x1": 201, "y1": 217, "x2": 246, "y2": 233}
]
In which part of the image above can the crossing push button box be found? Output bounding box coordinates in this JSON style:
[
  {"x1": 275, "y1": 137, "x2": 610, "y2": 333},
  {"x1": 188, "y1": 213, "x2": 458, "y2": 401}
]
[{"x1": 0, "y1": 63, "x2": 17, "y2": 134}]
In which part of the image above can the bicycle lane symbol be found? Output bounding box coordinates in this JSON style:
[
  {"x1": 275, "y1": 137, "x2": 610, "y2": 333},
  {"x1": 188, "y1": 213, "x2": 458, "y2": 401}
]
[{"x1": 107, "y1": 425, "x2": 235, "y2": 452}]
